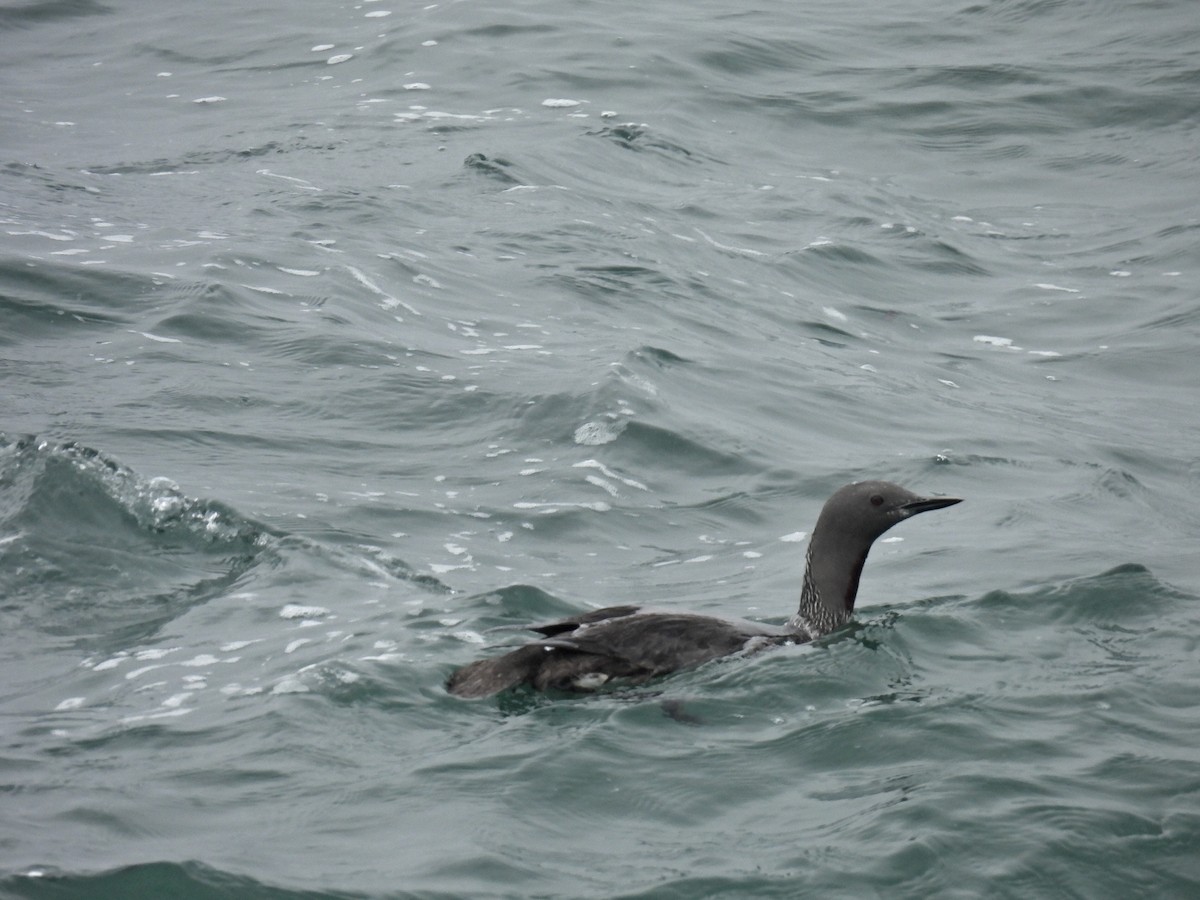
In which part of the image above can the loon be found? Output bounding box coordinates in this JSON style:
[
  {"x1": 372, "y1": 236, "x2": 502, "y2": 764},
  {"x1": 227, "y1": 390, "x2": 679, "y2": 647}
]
[{"x1": 446, "y1": 480, "x2": 961, "y2": 698}]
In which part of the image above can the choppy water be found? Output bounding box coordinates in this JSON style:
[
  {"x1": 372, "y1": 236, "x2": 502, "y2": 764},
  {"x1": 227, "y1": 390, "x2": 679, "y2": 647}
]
[{"x1": 3, "y1": 0, "x2": 1199, "y2": 897}]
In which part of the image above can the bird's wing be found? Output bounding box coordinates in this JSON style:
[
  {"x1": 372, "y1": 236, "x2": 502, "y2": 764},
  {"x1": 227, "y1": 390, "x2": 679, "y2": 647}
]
[
  {"x1": 539, "y1": 613, "x2": 762, "y2": 674},
  {"x1": 524, "y1": 604, "x2": 645, "y2": 637}
]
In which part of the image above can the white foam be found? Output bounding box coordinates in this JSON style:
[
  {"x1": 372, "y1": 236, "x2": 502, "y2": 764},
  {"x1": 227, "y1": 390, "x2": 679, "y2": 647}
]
[
  {"x1": 280, "y1": 604, "x2": 330, "y2": 619},
  {"x1": 135, "y1": 647, "x2": 178, "y2": 660},
  {"x1": 122, "y1": 707, "x2": 193, "y2": 723},
  {"x1": 573, "y1": 459, "x2": 648, "y2": 491},
  {"x1": 125, "y1": 665, "x2": 164, "y2": 680},
  {"x1": 585, "y1": 475, "x2": 619, "y2": 497},
  {"x1": 8, "y1": 229, "x2": 74, "y2": 241},
  {"x1": 180, "y1": 654, "x2": 220, "y2": 667},
  {"x1": 221, "y1": 683, "x2": 262, "y2": 696},
  {"x1": 574, "y1": 421, "x2": 624, "y2": 445},
  {"x1": 695, "y1": 228, "x2": 765, "y2": 257},
  {"x1": 346, "y1": 265, "x2": 421, "y2": 315},
  {"x1": 513, "y1": 501, "x2": 611, "y2": 512},
  {"x1": 257, "y1": 169, "x2": 320, "y2": 191},
  {"x1": 360, "y1": 652, "x2": 404, "y2": 662},
  {"x1": 220, "y1": 641, "x2": 258, "y2": 653},
  {"x1": 429, "y1": 563, "x2": 471, "y2": 574}
]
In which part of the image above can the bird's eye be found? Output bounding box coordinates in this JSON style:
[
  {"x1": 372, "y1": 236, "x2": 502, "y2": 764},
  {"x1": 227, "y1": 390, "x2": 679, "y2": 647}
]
[{"x1": 870, "y1": 494, "x2": 885, "y2": 507}]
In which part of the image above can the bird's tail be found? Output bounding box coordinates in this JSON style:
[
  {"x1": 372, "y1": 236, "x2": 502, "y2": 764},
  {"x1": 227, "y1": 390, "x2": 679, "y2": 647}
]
[{"x1": 446, "y1": 644, "x2": 545, "y2": 698}]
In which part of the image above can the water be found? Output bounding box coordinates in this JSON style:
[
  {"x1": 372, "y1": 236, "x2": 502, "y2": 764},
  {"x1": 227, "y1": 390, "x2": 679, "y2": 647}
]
[{"x1": 3, "y1": 0, "x2": 1199, "y2": 896}]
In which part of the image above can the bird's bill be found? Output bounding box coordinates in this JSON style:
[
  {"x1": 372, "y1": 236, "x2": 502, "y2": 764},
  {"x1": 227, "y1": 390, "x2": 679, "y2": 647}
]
[{"x1": 902, "y1": 495, "x2": 963, "y2": 515}]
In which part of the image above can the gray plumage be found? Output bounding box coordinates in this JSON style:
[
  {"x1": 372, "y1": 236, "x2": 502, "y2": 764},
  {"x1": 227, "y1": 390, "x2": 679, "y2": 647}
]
[{"x1": 446, "y1": 480, "x2": 961, "y2": 698}]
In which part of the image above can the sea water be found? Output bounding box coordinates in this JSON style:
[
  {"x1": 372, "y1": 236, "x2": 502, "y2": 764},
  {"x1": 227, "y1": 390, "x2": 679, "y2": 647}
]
[{"x1": 2, "y1": 0, "x2": 1198, "y2": 896}]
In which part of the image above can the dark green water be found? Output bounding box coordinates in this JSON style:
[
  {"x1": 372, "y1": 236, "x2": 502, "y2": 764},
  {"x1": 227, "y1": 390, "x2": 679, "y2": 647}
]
[{"x1": 2, "y1": 0, "x2": 1199, "y2": 896}]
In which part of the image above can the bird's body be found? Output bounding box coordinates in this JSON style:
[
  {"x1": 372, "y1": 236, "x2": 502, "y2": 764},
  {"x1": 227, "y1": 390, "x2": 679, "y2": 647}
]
[{"x1": 446, "y1": 480, "x2": 961, "y2": 698}]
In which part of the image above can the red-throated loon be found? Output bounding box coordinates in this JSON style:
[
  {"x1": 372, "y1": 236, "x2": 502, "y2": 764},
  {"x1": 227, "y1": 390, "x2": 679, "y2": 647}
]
[{"x1": 446, "y1": 481, "x2": 961, "y2": 698}]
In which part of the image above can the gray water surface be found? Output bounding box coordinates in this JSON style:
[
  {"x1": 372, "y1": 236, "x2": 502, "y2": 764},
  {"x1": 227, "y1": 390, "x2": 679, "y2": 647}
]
[{"x1": 2, "y1": 0, "x2": 1199, "y2": 897}]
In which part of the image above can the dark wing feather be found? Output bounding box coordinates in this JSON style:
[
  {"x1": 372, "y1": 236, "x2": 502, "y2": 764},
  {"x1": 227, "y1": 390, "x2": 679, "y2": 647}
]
[
  {"x1": 544, "y1": 613, "x2": 759, "y2": 673},
  {"x1": 446, "y1": 611, "x2": 773, "y2": 698},
  {"x1": 525, "y1": 604, "x2": 644, "y2": 637}
]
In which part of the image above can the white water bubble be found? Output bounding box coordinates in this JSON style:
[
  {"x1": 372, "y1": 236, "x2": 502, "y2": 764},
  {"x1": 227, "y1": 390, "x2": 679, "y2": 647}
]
[
  {"x1": 280, "y1": 604, "x2": 330, "y2": 619},
  {"x1": 574, "y1": 421, "x2": 625, "y2": 445}
]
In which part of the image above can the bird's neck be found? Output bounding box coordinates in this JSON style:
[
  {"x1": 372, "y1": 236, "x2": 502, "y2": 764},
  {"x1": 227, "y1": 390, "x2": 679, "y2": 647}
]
[{"x1": 788, "y1": 537, "x2": 866, "y2": 638}]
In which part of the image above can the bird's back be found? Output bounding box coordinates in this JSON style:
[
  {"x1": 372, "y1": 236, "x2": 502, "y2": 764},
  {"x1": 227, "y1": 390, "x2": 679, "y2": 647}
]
[{"x1": 446, "y1": 608, "x2": 786, "y2": 697}]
